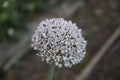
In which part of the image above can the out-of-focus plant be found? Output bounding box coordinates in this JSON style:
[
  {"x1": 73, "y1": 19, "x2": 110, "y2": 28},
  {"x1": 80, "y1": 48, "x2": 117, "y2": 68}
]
[{"x1": 0, "y1": 0, "x2": 47, "y2": 41}]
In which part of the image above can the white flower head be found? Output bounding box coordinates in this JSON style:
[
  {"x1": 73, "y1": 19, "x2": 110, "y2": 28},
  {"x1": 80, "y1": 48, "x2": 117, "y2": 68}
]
[{"x1": 31, "y1": 18, "x2": 87, "y2": 68}]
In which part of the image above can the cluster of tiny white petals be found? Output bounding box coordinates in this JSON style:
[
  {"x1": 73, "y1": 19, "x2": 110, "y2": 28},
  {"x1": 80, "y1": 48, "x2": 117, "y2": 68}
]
[{"x1": 31, "y1": 18, "x2": 87, "y2": 68}]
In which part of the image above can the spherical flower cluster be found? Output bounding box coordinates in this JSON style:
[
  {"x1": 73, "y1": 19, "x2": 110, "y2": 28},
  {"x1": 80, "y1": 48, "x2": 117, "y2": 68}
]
[{"x1": 31, "y1": 18, "x2": 87, "y2": 68}]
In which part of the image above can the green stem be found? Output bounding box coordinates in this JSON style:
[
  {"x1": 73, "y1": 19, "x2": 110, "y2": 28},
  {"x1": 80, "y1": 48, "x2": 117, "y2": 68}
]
[{"x1": 47, "y1": 63, "x2": 55, "y2": 80}]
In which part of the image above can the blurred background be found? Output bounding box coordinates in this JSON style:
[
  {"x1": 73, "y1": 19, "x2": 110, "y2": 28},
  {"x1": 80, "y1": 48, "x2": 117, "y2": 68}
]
[{"x1": 0, "y1": 0, "x2": 120, "y2": 80}]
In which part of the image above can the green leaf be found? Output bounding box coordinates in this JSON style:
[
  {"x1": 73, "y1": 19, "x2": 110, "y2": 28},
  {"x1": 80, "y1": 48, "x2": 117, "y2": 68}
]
[
  {"x1": 0, "y1": 12, "x2": 9, "y2": 23},
  {"x1": 25, "y1": 2, "x2": 36, "y2": 12},
  {"x1": 9, "y1": 11, "x2": 25, "y2": 29}
]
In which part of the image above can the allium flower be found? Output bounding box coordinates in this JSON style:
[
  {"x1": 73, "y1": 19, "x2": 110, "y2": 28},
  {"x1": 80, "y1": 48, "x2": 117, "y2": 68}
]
[{"x1": 31, "y1": 18, "x2": 87, "y2": 68}]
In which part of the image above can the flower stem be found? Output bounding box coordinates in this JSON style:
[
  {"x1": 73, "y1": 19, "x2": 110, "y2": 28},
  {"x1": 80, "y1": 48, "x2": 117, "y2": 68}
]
[{"x1": 47, "y1": 63, "x2": 55, "y2": 80}]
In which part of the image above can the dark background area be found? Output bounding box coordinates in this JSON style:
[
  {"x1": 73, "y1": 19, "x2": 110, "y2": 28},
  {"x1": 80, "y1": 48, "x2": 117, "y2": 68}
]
[{"x1": 0, "y1": 0, "x2": 120, "y2": 80}]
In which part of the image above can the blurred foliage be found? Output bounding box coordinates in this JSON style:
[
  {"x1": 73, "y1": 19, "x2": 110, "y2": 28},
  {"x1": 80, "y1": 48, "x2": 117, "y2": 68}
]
[
  {"x1": 0, "y1": 0, "x2": 47, "y2": 41},
  {"x1": 117, "y1": 0, "x2": 120, "y2": 11}
]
